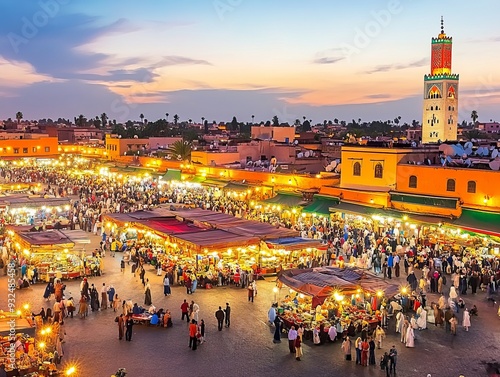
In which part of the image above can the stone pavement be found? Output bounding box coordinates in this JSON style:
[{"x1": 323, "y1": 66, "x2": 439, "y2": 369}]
[{"x1": 1, "y1": 235, "x2": 499, "y2": 377}]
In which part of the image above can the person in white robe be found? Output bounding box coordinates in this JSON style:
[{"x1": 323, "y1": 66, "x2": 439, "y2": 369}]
[
  {"x1": 395, "y1": 311, "x2": 404, "y2": 333},
  {"x1": 462, "y1": 308, "x2": 471, "y2": 331},
  {"x1": 416, "y1": 307, "x2": 427, "y2": 330},
  {"x1": 405, "y1": 325, "x2": 415, "y2": 348}
]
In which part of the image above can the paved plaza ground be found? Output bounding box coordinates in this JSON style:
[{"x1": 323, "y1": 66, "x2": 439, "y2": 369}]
[{"x1": 1, "y1": 233, "x2": 499, "y2": 377}]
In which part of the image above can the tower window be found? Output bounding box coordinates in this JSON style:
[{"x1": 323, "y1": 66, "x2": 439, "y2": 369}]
[
  {"x1": 409, "y1": 175, "x2": 417, "y2": 188},
  {"x1": 353, "y1": 162, "x2": 361, "y2": 176},
  {"x1": 429, "y1": 86, "x2": 442, "y2": 99},
  {"x1": 430, "y1": 106, "x2": 434, "y2": 111},
  {"x1": 448, "y1": 106, "x2": 451, "y2": 111},
  {"x1": 467, "y1": 181, "x2": 476, "y2": 193},
  {"x1": 446, "y1": 179, "x2": 456, "y2": 192},
  {"x1": 448, "y1": 86, "x2": 455, "y2": 98},
  {"x1": 374, "y1": 163, "x2": 383, "y2": 179}
]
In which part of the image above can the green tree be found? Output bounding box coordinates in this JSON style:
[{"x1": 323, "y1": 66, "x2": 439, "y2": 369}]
[
  {"x1": 167, "y1": 140, "x2": 192, "y2": 161},
  {"x1": 15, "y1": 111, "x2": 23, "y2": 124},
  {"x1": 471, "y1": 110, "x2": 478, "y2": 126},
  {"x1": 140, "y1": 113, "x2": 144, "y2": 123},
  {"x1": 173, "y1": 114, "x2": 179, "y2": 126}
]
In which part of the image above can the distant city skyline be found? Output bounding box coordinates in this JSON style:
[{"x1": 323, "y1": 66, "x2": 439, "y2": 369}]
[{"x1": 1, "y1": 0, "x2": 500, "y2": 124}]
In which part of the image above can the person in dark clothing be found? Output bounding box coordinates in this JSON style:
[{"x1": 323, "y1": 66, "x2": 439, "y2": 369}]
[
  {"x1": 224, "y1": 303, "x2": 231, "y2": 328},
  {"x1": 125, "y1": 315, "x2": 134, "y2": 341},
  {"x1": 380, "y1": 352, "x2": 390, "y2": 377},
  {"x1": 273, "y1": 316, "x2": 283, "y2": 343},
  {"x1": 181, "y1": 299, "x2": 189, "y2": 322},
  {"x1": 215, "y1": 306, "x2": 225, "y2": 331},
  {"x1": 389, "y1": 345, "x2": 398, "y2": 373},
  {"x1": 368, "y1": 337, "x2": 376, "y2": 365}
]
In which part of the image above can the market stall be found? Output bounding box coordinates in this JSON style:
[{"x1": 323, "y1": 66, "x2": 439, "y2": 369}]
[
  {"x1": 0, "y1": 307, "x2": 62, "y2": 376},
  {"x1": 276, "y1": 267, "x2": 400, "y2": 340},
  {"x1": 6, "y1": 228, "x2": 89, "y2": 281},
  {"x1": 262, "y1": 237, "x2": 327, "y2": 272}
]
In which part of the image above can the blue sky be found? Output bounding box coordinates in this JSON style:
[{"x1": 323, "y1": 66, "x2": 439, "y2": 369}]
[{"x1": 1, "y1": 0, "x2": 499, "y2": 124}]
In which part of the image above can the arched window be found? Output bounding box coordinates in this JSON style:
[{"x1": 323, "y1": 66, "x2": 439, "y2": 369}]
[
  {"x1": 448, "y1": 86, "x2": 455, "y2": 98},
  {"x1": 374, "y1": 163, "x2": 383, "y2": 178},
  {"x1": 353, "y1": 162, "x2": 361, "y2": 176},
  {"x1": 467, "y1": 180, "x2": 476, "y2": 193},
  {"x1": 430, "y1": 106, "x2": 434, "y2": 111},
  {"x1": 409, "y1": 175, "x2": 417, "y2": 188},
  {"x1": 446, "y1": 179, "x2": 456, "y2": 192},
  {"x1": 429, "y1": 86, "x2": 441, "y2": 99}
]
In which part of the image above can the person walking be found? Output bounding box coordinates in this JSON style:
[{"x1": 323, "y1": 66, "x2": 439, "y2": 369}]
[
  {"x1": 462, "y1": 307, "x2": 471, "y2": 331},
  {"x1": 188, "y1": 319, "x2": 198, "y2": 350},
  {"x1": 288, "y1": 325, "x2": 298, "y2": 354},
  {"x1": 450, "y1": 313, "x2": 458, "y2": 335},
  {"x1": 199, "y1": 319, "x2": 206, "y2": 343},
  {"x1": 116, "y1": 314, "x2": 125, "y2": 340},
  {"x1": 190, "y1": 300, "x2": 199, "y2": 323},
  {"x1": 163, "y1": 274, "x2": 171, "y2": 296},
  {"x1": 139, "y1": 266, "x2": 146, "y2": 287},
  {"x1": 181, "y1": 299, "x2": 189, "y2": 323},
  {"x1": 294, "y1": 335, "x2": 303, "y2": 361},
  {"x1": 368, "y1": 337, "x2": 376, "y2": 365},
  {"x1": 389, "y1": 345, "x2": 398, "y2": 374},
  {"x1": 361, "y1": 338, "x2": 369, "y2": 366},
  {"x1": 112, "y1": 294, "x2": 120, "y2": 312},
  {"x1": 107, "y1": 286, "x2": 115, "y2": 309},
  {"x1": 355, "y1": 337, "x2": 362, "y2": 365},
  {"x1": 273, "y1": 316, "x2": 282, "y2": 343},
  {"x1": 215, "y1": 306, "x2": 224, "y2": 331},
  {"x1": 144, "y1": 279, "x2": 152, "y2": 306},
  {"x1": 248, "y1": 284, "x2": 254, "y2": 302},
  {"x1": 341, "y1": 336, "x2": 352, "y2": 361},
  {"x1": 224, "y1": 303, "x2": 231, "y2": 328},
  {"x1": 101, "y1": 283, "x2": 108, "y2": 310},
  {"x1": 125, "y1": 315, "x2": 134, "y2": 341}
]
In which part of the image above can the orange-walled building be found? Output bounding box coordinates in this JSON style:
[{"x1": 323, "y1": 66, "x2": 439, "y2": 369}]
[{"x1": 0, "y1": 137, "x2": 58, "y2": 158}]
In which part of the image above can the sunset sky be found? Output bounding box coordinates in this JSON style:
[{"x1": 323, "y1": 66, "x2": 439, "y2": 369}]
[{"x1": 1, "y1": 0, "x2": 500, "y2": 124}]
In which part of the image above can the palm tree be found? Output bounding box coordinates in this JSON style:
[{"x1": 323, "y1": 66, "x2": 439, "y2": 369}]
[
  {"x1": 78, "y1": 114, "x2": 85, "y2": 127},
  {"x1": 139, "y1": 113, "x2": 144, "y2": 123},
  {"x1": 188, "y1": 119, "x2": 192, "y2": 125},
  {"x1": 165, "y1": 113, "x2": 169, "y2": 122},
  {"x1": 251, "y1": 115, "x2": 255, "y2": 124},
  {"x1": 100, "y1": 113, "x2": 108, "y2": 128},
  {"x1": 471, "y1": 110, "x2": 478, "y2": 126},
  {"x1": 334, "y1": 118, "x2": 339, "y2": 124},
  {"x1": 167, "y1": 140, "x2": 192, "y2": 162},
  {"x1": 201, "y1": 117, "x2": 205, "y2": 125},
  {"x1": 173, "y1": 114, "x2": 179, "y2": 126},
  {"x1": 15, "y1": 111, "x2": 23, "y2": 124}
]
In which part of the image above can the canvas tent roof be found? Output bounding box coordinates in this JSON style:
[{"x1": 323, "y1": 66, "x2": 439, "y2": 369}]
[
  {"x1": 172, "y1": 229, "x2": 259, "y2": 250},
  {"x1": 278, "y1": 266, "x2": 400, "y2": 298}
]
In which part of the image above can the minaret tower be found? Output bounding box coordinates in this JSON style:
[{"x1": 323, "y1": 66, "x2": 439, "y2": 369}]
[{"x1": 422, "y1": 17, "x2": 459, "y2": 143}]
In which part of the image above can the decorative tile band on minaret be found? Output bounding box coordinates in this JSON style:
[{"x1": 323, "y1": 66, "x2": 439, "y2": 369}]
[{"x1": 422, "y1": 17, "x2": 459, "y2": 144}]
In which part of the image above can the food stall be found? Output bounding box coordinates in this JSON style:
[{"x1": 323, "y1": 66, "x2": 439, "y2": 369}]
[
  {"x1": 276, "y1": 267, "x2": 400, "y2": 339},
  {"x1": 262, "y1": 237, "x2": 328, "y2": 272},
  {"x1": 6, "y1": 228, "x2": 89, "y2": 281},
  {"x1": 0, "y1": 306, "x2": 61, "y2": 376}
]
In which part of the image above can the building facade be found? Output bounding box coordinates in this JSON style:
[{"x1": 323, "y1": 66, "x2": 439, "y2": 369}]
[{"x1": 422, "y1": 18, "x2": 459, "y2": 144}]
